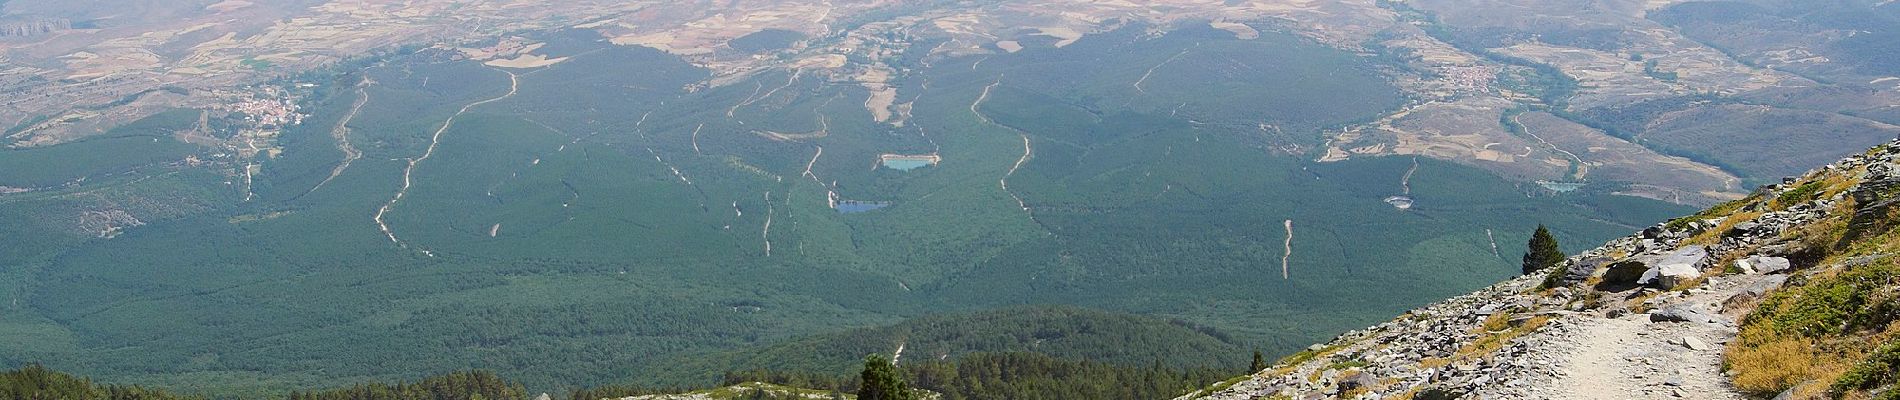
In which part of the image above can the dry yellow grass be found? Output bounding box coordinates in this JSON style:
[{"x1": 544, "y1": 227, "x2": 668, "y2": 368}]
[
  {"x1": 1727, "y1": 334, "x2": 1827, "y2": 393},
  {"x1": 1455, "y1": 316, "x2": 1550, "y2": 361},
  {"x1": 1628, "y1": 290, "x2": 1666, "y2": 314},
  {"x1": 1383, "y1": 387, "x2": 1421, "y2": 400},
  {"x1": 1686, "y1": 210, "x2": 1765, "y2": 246},
  {"x1": 1479, "y1": 313, "x2": 1513, "y2": 333}
]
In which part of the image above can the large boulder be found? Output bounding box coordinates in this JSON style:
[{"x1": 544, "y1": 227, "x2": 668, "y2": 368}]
[
  {"x1": 1638, "y1": 246, "x2": 1708, "y2": 289},
  {"x1": 1735, "y1": 255, "x2": 1792, "y2": 274},
  {"x1": 1724, "y1": 275, "x2": 1790, "y2": 312},
  {"x1": 1650, "y1": 304, "x2": 1719, "y2": 324},
  {"x1": 1601, "y1": 260, "x2": 1650, "y2": 286},
  {"x1": 1337, "y1": 371, "x2": 1377, "y2": 393},
  {"x1": 1560, "y1": 256, "x2": 1612, "y2": 286},
  {"x1": 1846, "y1": 172, "x2": 1900, "y2": 241}
]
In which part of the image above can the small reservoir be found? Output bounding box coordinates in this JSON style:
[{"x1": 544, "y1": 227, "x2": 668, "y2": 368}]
[
  {"x1": 879, "y1": 153, "x2": 941, "y2": 171},
  {"x1": 836, "y1": 201, "x2": 892, "y2": 213},
  {"x1": 1536, "y1": 180, "x2": 1586, "y2": 192}
]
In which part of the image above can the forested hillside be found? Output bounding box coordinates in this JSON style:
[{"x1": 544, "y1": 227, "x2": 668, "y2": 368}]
[{"x1": 0, "y1": 23, "x2": 1684, "y2": 396}]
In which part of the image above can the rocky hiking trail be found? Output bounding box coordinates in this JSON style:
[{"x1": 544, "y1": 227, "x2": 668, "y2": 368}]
[
  {"x1": 1184, "y1": 139, "x2": 1892, "y2": 400},
  {"x1": 1540, "y1": 275, "x2": 1756, "y2": 400},
  {"x1": 1185, "y1": 266, "x2": 1778, "y2": 400}
]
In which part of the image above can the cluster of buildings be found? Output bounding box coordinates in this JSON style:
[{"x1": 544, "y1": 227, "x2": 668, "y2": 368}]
[
  {"x1": 223, "y1": 86, "x2": 305, "y2": 130},
  {"x1": 1439, "y1": 65, "x2": 1499, "y2": 94}
]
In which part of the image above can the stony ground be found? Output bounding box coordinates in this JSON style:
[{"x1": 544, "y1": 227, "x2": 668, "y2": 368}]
[
  {"x1": 1187, "y1": 257, "x2": 1770, "y2": 400},
  {"x1": 1448, "y1": 274, "x2": 1757, "y2": 400},
  {"x1": 1186, "y1": 140, "x2": 1900, "y2": 400},
  {"x1": 1533, "y1": 275, "x2": 1757, "y2": 399}
]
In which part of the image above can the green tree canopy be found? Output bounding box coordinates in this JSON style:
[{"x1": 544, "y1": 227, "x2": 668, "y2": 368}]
[
  {"x1": 858, "y1": 355, "x2": 913, "y2": 400},
  {"x1": 1522, "y1": 224, "x2": 1565, "y2": 275}
]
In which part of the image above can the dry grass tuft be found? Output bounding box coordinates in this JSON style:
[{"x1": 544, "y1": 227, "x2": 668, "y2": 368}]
[
  {"x1": 1686, "y1": 210, "x2": 1765, "y2": 246},
  {"x1": 1727, "y1": 333, "x2": 1830, "y2": 394}
]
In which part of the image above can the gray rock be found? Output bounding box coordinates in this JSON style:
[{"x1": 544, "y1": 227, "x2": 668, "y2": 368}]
[
  {"x1": 1772, "y1": 381, "x2": 1816, "y2": 400},
  {"x1": 1602, "y1": 260, "x2": 1650, "y2": 286},
  {"x1": 1650, "y1": 304, "x2": 1717, "y2": 323},
  {"x1": 1638, "y1": 246, "x2": 1708, "y2": 289},
  {"x1": 1758, "y1": 241, "x2": 1805, "y2": 257},
  {"x1": 1680, "y1": 336, "x2": 1709, "y2": 351},
  {"x1": 1724, "y1": 275, "x2": 1790, "y2": 312},
  {"x1": 1737, "y1": 255, "x2": 1791, "y2": 274},
  {"x1": 1338, "y1": 371, "x2": 1377, "y2": 392},
  {"x1": 1604, "y1": 303, "x2": 1630, "y2": 318},
  {"x1": 1563, "y1": 257, "x2": 1612, "y2": 286}
]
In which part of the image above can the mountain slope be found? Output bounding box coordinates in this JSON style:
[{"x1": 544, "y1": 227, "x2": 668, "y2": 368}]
[{"x1": 1187, "y1": 138, "x2": 1900, "y2": 399}]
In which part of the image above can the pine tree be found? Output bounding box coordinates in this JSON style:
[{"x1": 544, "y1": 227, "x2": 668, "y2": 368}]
[
  {"x1": 1522, "y1": 224, "x2": 1564, "y2": 275},
  {"x1": 1250, "y1": 350, "x2": 1267, "y2": 372},
  {"x1": 858, "y1": 355, "x2": 913, "y2": 400}
]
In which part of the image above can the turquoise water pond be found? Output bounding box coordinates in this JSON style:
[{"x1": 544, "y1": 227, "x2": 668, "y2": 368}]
[
  {"x1": 881, "y1": 159, "x2": 933, "y2": 171},
  {"x1": 837, "y1": 202, "x2": 891, "y2": 213}
]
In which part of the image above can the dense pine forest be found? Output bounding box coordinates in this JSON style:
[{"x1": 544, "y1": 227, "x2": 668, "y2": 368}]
[
  {"x1": 715, "y1": 352, "x2": 1234, "y2": 400},
  {"x1": 1, "y1": 351, "x2": 1237, "y2": 400},
  {"x1": 1, "y1": 366, "x2": 525, "y2": 400}
]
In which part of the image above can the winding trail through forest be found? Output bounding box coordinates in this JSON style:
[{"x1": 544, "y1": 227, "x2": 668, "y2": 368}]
[
  {"x1": 690, "y1": 123, "x2": 704, "y2": 155},
  {"x1": 375, "y1": 69, "x2": 518, "y2": 256},
  {"x1": 801, "y1": 145, "x2": 841, "y2": 208},
  {"x1": 1513, "y1": 113, "x2": 1588, "y2": 180},
  {"x1": 1132, "y1": 43, "x2": 1193, "y2": 94},
  {"x1": 803, "y1": 145, "x2": 824, "y2": 182},
  {"x1": 970, "y1": 80, "x2": 1034, "y2": 211},
  {"x1": 727, "y1": 81, "x2": 763, "y2": 118},
  {"x1": 1486, "y1": 228, "x2": 1502, "y2": 259},
  {"x1": 242, "y1": 138, "x2": 259, "y2": 202},
  {"x1": 762, "y1": 191, "x2": 775, "y2": 257},
  {"x1": 1002, "y1": 134, "x2": 1032, "y2": 210},
  {"x1": 646, "y1": 146, "x2": 708, "y2": 210},
  {"x1": 1281, "y1": 220, "x2": 1293, "y2": 280},
  {"x1": 1400, "y1": 156, "x2": 1418, "y2": 195},
  {"x1": 1134, "y1": 47, "x2": 1193, "y2": 95},
  {"x1": 729, "y1": 70, "x2": 801, "y2": 120},
  {"x1": 306, "y1": 83, "x2": 371, "y2": 196},
  {"x1": 971, "y1": 80, "x2": 998, "y2": 123}
]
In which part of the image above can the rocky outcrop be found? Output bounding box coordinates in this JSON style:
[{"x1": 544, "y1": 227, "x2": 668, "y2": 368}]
[
  {"x1": 1184, "y1": 139, "x2": 1900, "y2": 400},
  {"x1": 1735, "y1": 255, "x2": 1791, "y2": 275},
  {"x1": 1635, "y1": 246, "x2": 1707, "y2": 289}
]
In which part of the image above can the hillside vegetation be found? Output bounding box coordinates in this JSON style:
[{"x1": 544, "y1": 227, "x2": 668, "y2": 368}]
[
  {"x1": 0, "y1": 24, "x2": 1689, "y2": 396},
  {"x1": 1189, "y1": 139, "x2": 1900, "y2": 399}
]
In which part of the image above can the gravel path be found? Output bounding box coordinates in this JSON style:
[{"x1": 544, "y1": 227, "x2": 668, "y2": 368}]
[{"x1": 1543, "y1": 277, "x2": 1757, "y2": 399}]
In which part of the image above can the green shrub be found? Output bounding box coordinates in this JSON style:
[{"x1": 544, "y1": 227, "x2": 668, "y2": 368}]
[
  {"x1": 1750, "y1": 260, "x2": 1900, "y2": 338},
  {"x1": 1832, "y1": 340, "x2": 1900, "y2": 395},
  {"x1": 1777, "y1": 182, "x2": 1824, "y2": 207}
]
